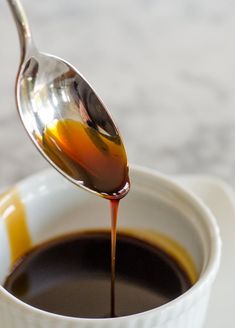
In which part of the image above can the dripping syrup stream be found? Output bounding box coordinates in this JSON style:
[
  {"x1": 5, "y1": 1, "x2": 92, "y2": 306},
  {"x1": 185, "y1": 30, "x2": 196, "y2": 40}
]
[{"x1": 110, "y1": 199, "x2": 119, "y2": 318}]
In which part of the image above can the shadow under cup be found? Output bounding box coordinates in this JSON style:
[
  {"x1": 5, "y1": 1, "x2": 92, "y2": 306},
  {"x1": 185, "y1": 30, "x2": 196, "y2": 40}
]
[{"x1": 0, "y1": 167, "x2": 221, "y2": 328}]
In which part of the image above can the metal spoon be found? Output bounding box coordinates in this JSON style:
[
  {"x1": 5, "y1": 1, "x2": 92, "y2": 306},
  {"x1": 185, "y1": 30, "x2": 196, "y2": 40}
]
[{"x1": 7, "y1": 0, "x2": 130, "y2": 199}]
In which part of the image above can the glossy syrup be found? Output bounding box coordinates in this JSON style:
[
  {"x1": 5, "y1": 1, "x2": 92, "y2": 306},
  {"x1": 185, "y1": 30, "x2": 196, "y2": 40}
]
[{"x1": 41, "y1": 119, "x2": 129, "y2": 317}]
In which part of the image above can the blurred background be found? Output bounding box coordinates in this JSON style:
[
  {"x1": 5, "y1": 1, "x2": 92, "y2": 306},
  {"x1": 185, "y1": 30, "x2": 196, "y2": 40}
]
[{"x1": 1, "y1": 0, "x2": 235, "y2": 190}]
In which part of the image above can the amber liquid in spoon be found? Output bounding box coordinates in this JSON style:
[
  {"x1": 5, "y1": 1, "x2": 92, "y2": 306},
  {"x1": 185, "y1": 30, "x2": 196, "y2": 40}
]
[{"x1": 42, "y1": 118, "x2": 129, "y2": 317}]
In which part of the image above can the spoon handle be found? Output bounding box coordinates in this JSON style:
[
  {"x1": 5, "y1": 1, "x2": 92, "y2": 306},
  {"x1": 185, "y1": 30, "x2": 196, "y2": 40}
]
[{"x1": 7, "y1": 0, "x2": 33, "y2": 60}]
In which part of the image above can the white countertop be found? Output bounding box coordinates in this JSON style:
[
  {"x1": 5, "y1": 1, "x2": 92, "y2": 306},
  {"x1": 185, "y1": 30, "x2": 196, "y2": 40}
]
[{"x1": 1, "y1": 0, "x2": 235, "y2": 189}]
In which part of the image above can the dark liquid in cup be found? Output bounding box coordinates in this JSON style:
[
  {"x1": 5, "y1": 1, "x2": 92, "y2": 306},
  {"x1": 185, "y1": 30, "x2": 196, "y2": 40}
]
[{"x1": 4, "y1": 231, "x2": 192, "y2": 318}]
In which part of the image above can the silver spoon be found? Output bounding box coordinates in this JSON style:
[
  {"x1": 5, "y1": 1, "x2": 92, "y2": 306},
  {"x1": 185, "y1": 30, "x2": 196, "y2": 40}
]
[{"x1": 7, "y1": 0, "x2": 130, "y2": 199}]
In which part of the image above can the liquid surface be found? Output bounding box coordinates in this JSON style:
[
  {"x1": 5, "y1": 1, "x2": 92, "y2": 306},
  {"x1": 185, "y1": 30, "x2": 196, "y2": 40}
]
[
  {"x1": 41, "y1": 119, "x2": 129, "y2": 198},
  {"x1": 4, "y1": 231, "x2": 192, "y2": 318}
]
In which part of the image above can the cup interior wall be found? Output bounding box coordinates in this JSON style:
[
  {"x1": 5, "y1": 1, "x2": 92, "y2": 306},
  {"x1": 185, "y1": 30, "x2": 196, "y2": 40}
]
[{"x1": 0, "y1": 170, "x2": 211, "y2": 288}]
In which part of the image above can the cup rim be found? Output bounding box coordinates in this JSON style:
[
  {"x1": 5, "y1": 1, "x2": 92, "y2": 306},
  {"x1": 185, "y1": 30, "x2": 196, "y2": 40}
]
[{"x1": 0, "y1": 165, "x2": 221, "y2": 324}]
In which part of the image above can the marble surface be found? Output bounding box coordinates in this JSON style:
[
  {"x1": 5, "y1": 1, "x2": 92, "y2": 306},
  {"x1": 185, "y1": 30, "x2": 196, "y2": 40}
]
[{"x1": 1, "y1": 0, "x2": 235, "y2": 190}]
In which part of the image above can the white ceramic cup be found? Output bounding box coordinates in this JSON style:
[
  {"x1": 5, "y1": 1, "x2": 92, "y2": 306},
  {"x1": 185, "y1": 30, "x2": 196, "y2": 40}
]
[{"x1": 0, "y1": 166, "x2": 221, "y2": 328}]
